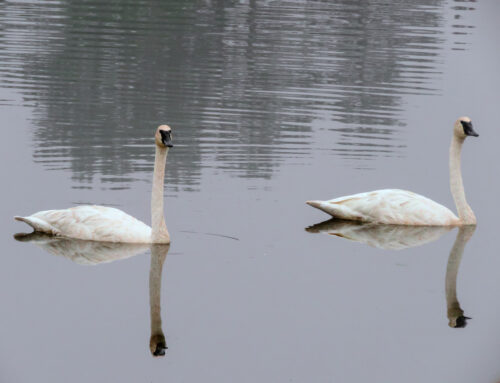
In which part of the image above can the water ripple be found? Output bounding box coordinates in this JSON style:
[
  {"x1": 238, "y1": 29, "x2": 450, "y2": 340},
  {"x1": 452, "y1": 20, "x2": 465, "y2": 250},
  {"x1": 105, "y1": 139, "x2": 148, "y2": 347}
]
[{"x1": 0, "y1": 0, "x2": 475, "y2": 189}]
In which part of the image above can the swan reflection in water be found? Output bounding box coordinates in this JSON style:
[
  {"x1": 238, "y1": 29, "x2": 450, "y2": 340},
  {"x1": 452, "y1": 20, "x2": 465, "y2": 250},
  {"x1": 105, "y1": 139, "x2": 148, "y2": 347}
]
[
  {"x1": 14, "y1": 232, "x2": 169, "y2": 356},
  {"x1": 445, "y1": 226, "x2": 475, "y2": 328},
  {"x1": 306, "y1": 219, "x2": 453, "y2": 250},
  {"x1": 306, "y1": 220, "x2": 475, "y2": 328}
]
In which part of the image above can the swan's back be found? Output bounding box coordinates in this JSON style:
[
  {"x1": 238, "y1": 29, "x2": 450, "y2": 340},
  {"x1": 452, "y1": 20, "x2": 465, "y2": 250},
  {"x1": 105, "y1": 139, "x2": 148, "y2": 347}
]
[
  {"x1": 16, "y1": 205, "x2": 152, "y2": 243},
  {"x1": 307, "y1": 189, "x2": 460, "y2": 226}
]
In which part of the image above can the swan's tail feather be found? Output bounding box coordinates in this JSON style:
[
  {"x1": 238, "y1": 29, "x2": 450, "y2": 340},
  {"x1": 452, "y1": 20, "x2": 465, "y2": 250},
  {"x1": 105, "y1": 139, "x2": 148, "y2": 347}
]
[
  {"x1": 14, "y1": 216, "x2": 60, "y2": 235},
  {"x1": 306, "y1": 200, "x2": 339, "y2": 216},
  {"x1": 306, "y1": 200, "x2": 323, "y2": 210},
  {"x1": 14, "y1": 216, "x2": 32, "y2": 225},
  {"x1": 306, "y1": 201, "x2": 344, "y2": 218},
  {"x1": 306, "y1": 200, "x2": 364, "y2": 221}
]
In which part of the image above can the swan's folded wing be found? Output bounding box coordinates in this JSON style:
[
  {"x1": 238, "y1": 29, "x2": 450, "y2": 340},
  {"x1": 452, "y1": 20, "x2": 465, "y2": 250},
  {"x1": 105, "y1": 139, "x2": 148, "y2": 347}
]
[
  {"x1": 27, "y1": 205, "x2": 152, "y2": 243},
  {"x1": 314, "y1": 189, "x2": 460, "y2": 225}
]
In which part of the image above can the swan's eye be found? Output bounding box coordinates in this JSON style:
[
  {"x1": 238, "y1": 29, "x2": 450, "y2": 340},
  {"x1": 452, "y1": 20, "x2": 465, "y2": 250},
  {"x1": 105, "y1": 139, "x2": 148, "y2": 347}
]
[{"x1": 460, "y1": 120, "x2": 478, "y2": 137}]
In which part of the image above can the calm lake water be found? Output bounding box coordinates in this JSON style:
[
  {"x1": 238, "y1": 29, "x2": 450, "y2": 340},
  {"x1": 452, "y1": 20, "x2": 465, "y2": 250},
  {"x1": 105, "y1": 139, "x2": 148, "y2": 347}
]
[{"x1": 1, "y1": 0, "x2": 499, "y2": 382}]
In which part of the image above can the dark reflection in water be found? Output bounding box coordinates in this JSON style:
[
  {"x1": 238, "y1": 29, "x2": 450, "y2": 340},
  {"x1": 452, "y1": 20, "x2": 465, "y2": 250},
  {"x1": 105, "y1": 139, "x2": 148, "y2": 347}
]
[
  {"x1": 445, "y1": 226, "x2": 475, "y2": 328},
  {"x1": 13, "y1": 221, "x2": 476, "y2": 362},
  {"x1": 0, "y1": 0, "x2": 475, "y2": 188},
  {"x1": 451, "y1": 0, "x2": 477, "y2": 51},
  {"x1": 13, "y1": 232, "x2": 170, "y2": 357},
  {"x1": 149, "y1": 244, "x2": 169, "y2": 357},
  {"x1": 307, "y1": 220, "x2": 476, "y2": 328},
  {"x1": 306, "y1": 219, "x2": 453, "y2": 250},
  {"x1": 13, "y1": 231, "x2": 150, "y2": 264}
]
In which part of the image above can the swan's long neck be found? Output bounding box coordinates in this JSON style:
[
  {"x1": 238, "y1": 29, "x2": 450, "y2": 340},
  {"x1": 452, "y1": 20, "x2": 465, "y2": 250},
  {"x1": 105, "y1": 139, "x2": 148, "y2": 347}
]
[
  {"x1": 151, "y1": 145, "x2": 170, "y2": 243},
  {"x1": 445, "y1": 226, "x2": 475, "y2": 327},
  {"x1": 449, "y1": 135, "x2": 476, "y2": 224}
]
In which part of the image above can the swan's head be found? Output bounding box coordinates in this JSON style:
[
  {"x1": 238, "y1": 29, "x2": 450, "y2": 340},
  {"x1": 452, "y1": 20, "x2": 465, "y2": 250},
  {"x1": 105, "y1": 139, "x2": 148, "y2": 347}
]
[
  {"x1": 454, "y1": 117, "x2": 479, "y2": 139},
  {"x1": 155, "y1": 125, "x2": 173, "y2": 148},
  {"x1": 150, "y1": 333, "x2": 167, "y2": 357}
]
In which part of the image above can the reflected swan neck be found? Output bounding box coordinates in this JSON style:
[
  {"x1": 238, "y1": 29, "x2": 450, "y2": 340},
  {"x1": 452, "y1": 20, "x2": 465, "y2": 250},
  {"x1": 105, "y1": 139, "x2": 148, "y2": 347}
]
[
  {"x1": 150, "y1": 249, "x2": 166, "y2": 334},
  {"x1": 445, "y1": 227, "x2": 475, "y2": 327}
]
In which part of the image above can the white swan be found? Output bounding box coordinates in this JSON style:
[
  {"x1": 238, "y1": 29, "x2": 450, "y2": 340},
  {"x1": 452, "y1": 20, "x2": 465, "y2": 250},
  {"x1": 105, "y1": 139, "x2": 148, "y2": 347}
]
[
  {"x1": 306, "y1": 117, "x2": 478, "y2": 226},
  {"x1": 14, "y1": 125, "x2": 173, "y2": 243}
]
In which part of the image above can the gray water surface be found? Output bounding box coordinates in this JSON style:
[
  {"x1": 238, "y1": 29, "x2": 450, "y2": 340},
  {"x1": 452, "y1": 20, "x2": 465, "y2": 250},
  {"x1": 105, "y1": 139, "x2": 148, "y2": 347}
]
[{"x1": 1, "y1": 1, "x2": 499, "y2": 382}]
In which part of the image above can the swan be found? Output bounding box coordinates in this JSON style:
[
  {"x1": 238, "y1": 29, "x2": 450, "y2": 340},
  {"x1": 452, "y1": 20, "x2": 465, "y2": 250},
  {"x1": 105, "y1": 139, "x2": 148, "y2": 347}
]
[
  {"x1": 306, "y1": 219, "x2": 452, "y2": 250},
  {"x1": 306, "y1": 117, "x2": 479, "y2": 226},
  {"x1": 14, "y1": 125, "x2": 173, "y2": 243}
]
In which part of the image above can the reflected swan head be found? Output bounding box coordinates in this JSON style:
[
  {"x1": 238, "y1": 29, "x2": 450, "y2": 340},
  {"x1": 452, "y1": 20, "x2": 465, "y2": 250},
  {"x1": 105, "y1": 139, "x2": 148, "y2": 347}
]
[
  {"x1": 155, "y1": 125, "x2": 173, "y2": 148},
  {"x1": 455, "y1": 116, "x2": 478, "y2": 139},
  {"x1": 449, "y1": 315, "x2": 471, "y2": 328},
  {"x1": 150, "y1": 333, "x2": 167, "y2": 357}
]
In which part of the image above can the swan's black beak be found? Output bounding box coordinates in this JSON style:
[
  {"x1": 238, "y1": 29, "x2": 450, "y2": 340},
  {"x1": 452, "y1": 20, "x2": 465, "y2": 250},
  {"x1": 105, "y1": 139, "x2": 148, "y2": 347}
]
[
  {"x1": 461, "y1": 121, "x2": 479, "y2": 137},
  {"x1": 160, "y1": 130, "x2": 174, "y2": 147}
]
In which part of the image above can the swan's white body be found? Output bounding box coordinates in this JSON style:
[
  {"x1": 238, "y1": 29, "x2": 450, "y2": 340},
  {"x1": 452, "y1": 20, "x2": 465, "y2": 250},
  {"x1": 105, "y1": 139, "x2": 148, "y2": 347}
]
[
  {"x1": 15, "y1": 125, "x2": 173, "y2": 244},
  {"x1": 307, "y1": 189, "x2": 460, "y2": 226},
  {"x1": 307, "y1": 118, "x2": 478, "y2": 226},
  {"x1": 15, "y1": 206, "x2": 152, "y2": 243}
]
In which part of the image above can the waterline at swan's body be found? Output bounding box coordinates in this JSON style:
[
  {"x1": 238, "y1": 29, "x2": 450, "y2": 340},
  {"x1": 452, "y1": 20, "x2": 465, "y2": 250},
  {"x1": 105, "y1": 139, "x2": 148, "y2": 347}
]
[{"x1": 306, "y1": 217, "x2": 453, "y2": 249}]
